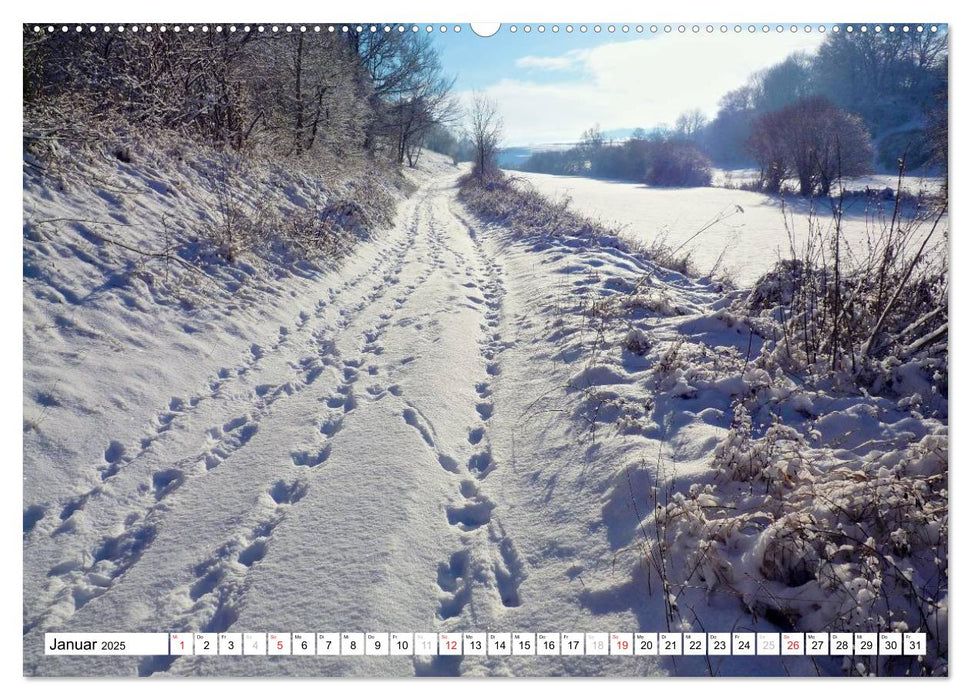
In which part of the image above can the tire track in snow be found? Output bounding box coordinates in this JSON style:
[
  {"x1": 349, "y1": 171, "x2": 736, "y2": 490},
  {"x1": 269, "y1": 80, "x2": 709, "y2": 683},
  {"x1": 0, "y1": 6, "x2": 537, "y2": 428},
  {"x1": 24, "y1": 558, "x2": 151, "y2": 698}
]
[
  {"x1": 140, "y1": 190, "x2": 447, "y2": 665},
  {"x1": 411, "y1": 195, "x2": 525, "y2": 671}
]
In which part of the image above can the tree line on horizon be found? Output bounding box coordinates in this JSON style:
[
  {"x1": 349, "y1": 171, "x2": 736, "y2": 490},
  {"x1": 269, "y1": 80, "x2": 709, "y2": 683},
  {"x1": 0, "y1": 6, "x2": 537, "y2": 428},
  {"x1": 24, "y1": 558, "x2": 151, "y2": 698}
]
[{"x1": 511, "y1": 29, "x2": 948, "y2": 195}]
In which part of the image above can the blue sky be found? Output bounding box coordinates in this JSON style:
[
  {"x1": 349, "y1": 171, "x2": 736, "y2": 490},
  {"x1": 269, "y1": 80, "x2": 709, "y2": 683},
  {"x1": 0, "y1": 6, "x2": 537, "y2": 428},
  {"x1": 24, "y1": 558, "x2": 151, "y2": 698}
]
[
  {"x1": 434, "y1": 29, "x2": 614, "y2": 91},
  {"x1": 433, "y1": 27, "x2": 828, "y2": 146}
]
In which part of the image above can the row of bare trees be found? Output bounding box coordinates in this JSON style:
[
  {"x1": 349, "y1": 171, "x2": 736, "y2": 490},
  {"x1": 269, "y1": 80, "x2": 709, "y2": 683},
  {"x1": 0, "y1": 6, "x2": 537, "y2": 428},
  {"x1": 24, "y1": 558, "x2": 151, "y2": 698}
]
[
  {"x1": 23, "y1": 26, "x2": 458, "y2": 169},
  {"x1": 350, "y1": 31, "x2": 459, "y2": 166},
  {"x1": 702, "y1": 29, "x2": 947, "y2": 171},
  {"x1": 520, "y1": 125, "x2": 712, "y2": 188}
]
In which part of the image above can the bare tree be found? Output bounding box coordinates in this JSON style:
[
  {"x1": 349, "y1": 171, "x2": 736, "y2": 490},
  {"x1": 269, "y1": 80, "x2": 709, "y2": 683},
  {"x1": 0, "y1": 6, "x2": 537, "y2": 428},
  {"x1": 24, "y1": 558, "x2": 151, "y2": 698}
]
[
  {"x1": 24, "y1": 27, "x2": 260, "y2": 147},
  {"x1": 232, "y1": 31, "x2": 372, "y2": 166},
  {"x1": 388, "y1": 40, "x2": 459, "y2": 167},
  {"x1": 674, "y1": 109, "x2": 707, "y2": 140},
  {"x1": 748, "y1": 96, "x2": 873, "y2": 196},
  {"x1": 580, "y1": 124, "x2": 605, "y2": 150},
  {"x1": 467, "y1": 91, "x2": 503, "y2": 181},
  {"x1": 24, "y1": 25, "x2": 457, "y2": 171},
  {"x1": 347, "y1": 32, "x2": 457, "y2": 164}
]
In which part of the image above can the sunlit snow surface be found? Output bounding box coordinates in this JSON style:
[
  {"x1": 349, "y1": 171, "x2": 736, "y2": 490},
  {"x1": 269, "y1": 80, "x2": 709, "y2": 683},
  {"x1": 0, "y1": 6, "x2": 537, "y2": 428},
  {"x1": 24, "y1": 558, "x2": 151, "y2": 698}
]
[
  {"x1": 24, "y1": 151, "x2": 945, "y2": 676},
  {"x1": 514, "y1": 170, "x2": 946, "y2": 287}
]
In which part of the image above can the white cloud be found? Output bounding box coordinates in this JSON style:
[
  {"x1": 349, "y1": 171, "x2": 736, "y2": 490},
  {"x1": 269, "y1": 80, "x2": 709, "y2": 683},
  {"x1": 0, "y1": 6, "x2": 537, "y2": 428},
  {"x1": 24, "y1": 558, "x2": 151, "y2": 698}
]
[
  {"x1": 515, "y1": 49, "x2": 589, "y2": 71},
  {"x1": 468, "y1": 32, "x2": 827, "y2": 145}
]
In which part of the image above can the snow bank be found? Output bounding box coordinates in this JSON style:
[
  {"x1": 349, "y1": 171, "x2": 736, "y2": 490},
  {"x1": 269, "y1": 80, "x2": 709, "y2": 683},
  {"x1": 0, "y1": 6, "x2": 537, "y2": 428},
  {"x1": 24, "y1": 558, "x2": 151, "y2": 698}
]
[
  {"x1": 460, "y1": 173, "x2": 947, "y2": 676},
  {"x1": 23, "y1": 135, "x2": 423, "y2": 534}
]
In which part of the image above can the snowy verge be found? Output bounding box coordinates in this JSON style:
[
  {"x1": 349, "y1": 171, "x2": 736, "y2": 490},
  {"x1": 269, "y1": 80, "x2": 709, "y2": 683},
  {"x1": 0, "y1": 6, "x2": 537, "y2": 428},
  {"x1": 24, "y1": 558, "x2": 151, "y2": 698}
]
[
  {"x1": 23, "y1": 134, "x2": 441, "y2": 523},
  {"x1": 459, "y1": 173, "x2": 947, "y2": 676}
]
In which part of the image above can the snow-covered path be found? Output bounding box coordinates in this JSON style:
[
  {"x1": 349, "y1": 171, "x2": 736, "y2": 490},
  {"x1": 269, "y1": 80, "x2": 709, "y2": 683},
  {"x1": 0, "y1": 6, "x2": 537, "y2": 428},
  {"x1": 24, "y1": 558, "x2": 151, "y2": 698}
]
[{"x1": 25, "y1": 172, "x2": 676, "y2": 677}]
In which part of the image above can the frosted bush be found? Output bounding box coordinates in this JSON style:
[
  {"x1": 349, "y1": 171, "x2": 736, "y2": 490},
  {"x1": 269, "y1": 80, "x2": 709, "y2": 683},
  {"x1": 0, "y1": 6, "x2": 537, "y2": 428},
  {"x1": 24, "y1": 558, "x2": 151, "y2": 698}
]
[
  {"x1": 623, "y1": 328, "x2": 651, "y2": 356},
  {"x1": 711, "y1": 404, "x2": 807, "y2": 490},
  {"x1": 657, "y1": 412, "x2": 948, "y2": 674}
]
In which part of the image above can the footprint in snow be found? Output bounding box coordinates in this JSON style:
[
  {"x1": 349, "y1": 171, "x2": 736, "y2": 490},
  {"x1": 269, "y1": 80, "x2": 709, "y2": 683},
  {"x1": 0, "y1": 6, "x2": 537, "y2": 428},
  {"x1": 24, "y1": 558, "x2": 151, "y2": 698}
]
[
  {"x1": 151, "y1": 469, "x2": 184, "y2": 500},
  {"x1": 446, "y1": 494, "x2": 494, "y2": 531},
  {"x1": 268, "y1": 479, "x2": 307, "y2": 505},
  {"x1": 291, "y1": 445, "x2": 331, "y2": 468},
  {"x1": 467, "y1": 427, "x2": 484, "y2": 445},
  {"x1": 402, "y1": 407, "x2": 435, "y2": 448},
  {"x1": 23, "y1": 505, "x2": 46, "y2": 534}
]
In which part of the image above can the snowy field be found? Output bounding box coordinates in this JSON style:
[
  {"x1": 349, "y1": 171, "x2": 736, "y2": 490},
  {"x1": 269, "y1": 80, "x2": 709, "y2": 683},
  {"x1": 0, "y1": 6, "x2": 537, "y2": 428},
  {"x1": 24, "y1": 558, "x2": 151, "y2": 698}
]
[{"x1": 512, "y1": 171, "x2": 946, "y2": 287}]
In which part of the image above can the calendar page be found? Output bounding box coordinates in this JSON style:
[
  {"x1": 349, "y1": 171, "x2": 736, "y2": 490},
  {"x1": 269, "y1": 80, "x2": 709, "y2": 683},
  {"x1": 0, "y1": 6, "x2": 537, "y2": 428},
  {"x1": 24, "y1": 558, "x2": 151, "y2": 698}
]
[{"x1": 22, "y1": 7, "x2": 948, "y2": 680}]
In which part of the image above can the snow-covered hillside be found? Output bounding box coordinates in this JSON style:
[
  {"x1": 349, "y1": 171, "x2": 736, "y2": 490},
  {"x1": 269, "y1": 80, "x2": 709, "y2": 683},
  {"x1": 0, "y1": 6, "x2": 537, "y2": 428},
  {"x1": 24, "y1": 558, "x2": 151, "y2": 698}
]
[{"x1": 23, "y1": 142, "x2": 946, "y2": 677}]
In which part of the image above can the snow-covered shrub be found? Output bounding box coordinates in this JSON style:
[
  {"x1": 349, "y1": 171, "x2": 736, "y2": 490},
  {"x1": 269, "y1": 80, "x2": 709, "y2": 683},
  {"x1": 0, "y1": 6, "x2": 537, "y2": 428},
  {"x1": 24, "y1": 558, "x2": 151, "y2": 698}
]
[
  {"x1": 621, "y1": 289, "x2": 680, "y2": 317},
  {"x1": 739, "y1": 181, "x2": 947, "y2": 403},
  {"x1": 636, "y1": 301, "x2": 948, "y2": 675},
  {"x1": 577, "y1": 389, "x2": 655, "y2": 439},
  {"x1": 201, "y1": 159, "x2": 278, "y2": 263},
  {"x1": 647, "y1": 338, "x2": 753, "y2": 398},
  {"x1": 621, "y1": 230, "x2": 697, "y2": 277},
  {"x1": 179, "y1": 152, "x2": 403, "y2": 266},
  {"x1": 711, "y1": 404, "x2": 807, "y2": 491},
  {"x1": 657, "y1": 412, "x2": 948, "y2": 675},
  {"x1": 643, "y1": 140, "x2": 713, "y2": 188},
  {"x1": 623, "y1": 328, "x2": 651, "y2": 356},
  {"x1": 458, "y1": 172, "x2": 599, "y2": 242},
  {"x1": 748, "y1": 97, "x2": 874, "y2": 196},
  {"x1": 653, "y1": 339, "x2": 686, "y2": 378},
  {"x1": 746, "y1": 259, "x2": 820, "y2": 311},
  {"x1": 458, "y1": 173, "x2": 696, "y2": 277},
  {"x1": 24, "y1": 131, "x2": 409, "y2": 313},
  {"x1": 520, "y1": 132, "x2": 712, "y2": 188},
  {"x1": 460, "y1": 144, "x2": 947, "y2": 678}
]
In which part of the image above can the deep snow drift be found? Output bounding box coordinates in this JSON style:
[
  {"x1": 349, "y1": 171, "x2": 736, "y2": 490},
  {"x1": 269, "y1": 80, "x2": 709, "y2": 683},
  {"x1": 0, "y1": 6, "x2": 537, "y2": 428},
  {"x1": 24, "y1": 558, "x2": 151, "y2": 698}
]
[{"x1": 23, "y1": 145, "x2": 946, "y2": 677}]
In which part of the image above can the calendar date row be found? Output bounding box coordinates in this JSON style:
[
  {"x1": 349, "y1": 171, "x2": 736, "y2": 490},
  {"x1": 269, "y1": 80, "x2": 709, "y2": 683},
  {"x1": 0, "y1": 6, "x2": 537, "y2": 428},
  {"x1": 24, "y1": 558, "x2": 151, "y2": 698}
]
[{"x1": 46, "y1": 632, "x2": 927, "y2": 657}]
